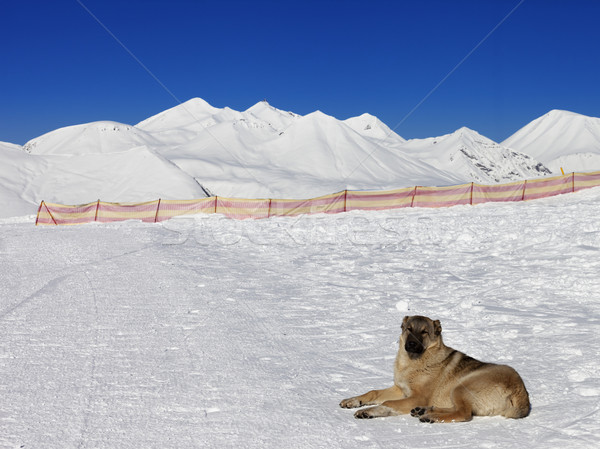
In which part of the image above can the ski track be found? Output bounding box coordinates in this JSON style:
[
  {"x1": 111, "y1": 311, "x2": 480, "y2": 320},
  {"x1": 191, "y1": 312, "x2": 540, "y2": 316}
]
[{"x1": 1, "y1": 189, "x2": 600, "y2": 448}]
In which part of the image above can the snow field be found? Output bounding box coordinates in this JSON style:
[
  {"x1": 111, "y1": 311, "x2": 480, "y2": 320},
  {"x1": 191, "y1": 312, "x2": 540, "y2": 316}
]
[{"x1": 1, "y1": 188, "x2": 600, "y2": 448}]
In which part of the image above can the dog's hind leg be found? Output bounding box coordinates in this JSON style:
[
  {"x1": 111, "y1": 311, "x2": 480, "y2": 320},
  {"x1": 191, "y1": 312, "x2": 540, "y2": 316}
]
[
  {"x1": 411, "y1": 406, "x2": 473, "y2": 423},
  {"x1": 411, "y1": 387, "x2": 473, "y2": 423}
]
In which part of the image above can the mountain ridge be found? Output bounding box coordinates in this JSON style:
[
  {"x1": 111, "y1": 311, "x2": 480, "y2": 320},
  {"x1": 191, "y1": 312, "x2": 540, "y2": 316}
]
[{"x1": 1, "y1": 99, "x2": 598, "y2": 219}]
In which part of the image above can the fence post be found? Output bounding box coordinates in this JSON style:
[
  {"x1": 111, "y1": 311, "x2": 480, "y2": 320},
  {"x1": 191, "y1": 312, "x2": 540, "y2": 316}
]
[
  {"x1": 470, "y1": 182, "x2": 474, "y2": 205},
  {"x1": 411, "y1": 186, "x2": 418, "y2": 207},
  {"x1": 40, "y1": 201, "x2": 57, "y2": 225},
  {"x1": 35, "y1": 201, "x2": 44, "y2": 226},
  {"x1": 94, "y1": 199, "x2": 100, "y2": 222},
  {"x1": 154, "y1": 198, "x2": 162, "y2": 223},
  {"x1": 521, "y1": 180, "x2": 527, "y2": 201},
  {"x1": 267, "y1": 199, "x2": 272, "y2": 218},
  {"x1": 572, "y1": 172, "x2": 576, "y2": 192},
  {"x1": 214, "y1": 196, "x2": 218, "y2": 214},
  {"x1": 344, "y1": 190, "x2": 348, "y2": 212}
]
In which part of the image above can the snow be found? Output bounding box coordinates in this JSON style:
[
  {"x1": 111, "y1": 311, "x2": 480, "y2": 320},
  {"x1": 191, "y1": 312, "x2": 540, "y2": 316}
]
[
  {"x1": 2, "y1": 187, "x2": 600, "y2": 448},
  {"x1": 0, "y1": 142, "x2": 45, "y2": 217}
]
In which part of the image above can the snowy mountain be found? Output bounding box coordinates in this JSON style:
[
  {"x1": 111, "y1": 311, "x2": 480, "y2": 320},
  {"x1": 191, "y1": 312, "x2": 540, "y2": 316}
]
[
  {"x1": 0, "y1": 141, "x2": 22, "y2": 152},
  {"x1": 243, "y1": 100, "x2": 301, "y2": 132},
  {"x1": 217, "y1": 109, "x2": 457, "y2": 199},
  {"x1": 343, "y1": 113, "x2": 405, "y2": 142},
  {"x1": 399, "y1": 127, "x2": 551, "y2": 184},
  {"x1": 0, "y1": 98, "x2": 572, "y2": 219},
  {"x1": 25, "y1": 147, "x2": 208, "y2": 205},
  {"x1": 0, "y1": 142, "x2": 40, "y2": 217},
  {"x1": 23, "y1": 121, "x2": 161, "y2": 155},
  {"x1": 0, "y1": 141, "x2": 208, "y2": 218},
  {"x1": 135, "y1": 99, "x2": 551, "y2": 199},
  {"x1": 136, "y1": 97, "x2": 220, "y2": 133},
  {"x1": 133, "y1": 100, "x2": 459, "y2": 199},
  {"x1": 503, "y1": 109, "x2": 600, "y2": 173}
]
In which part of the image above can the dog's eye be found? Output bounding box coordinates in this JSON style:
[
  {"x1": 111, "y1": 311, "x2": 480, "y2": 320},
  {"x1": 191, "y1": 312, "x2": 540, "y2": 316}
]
[{"x1": 421, "y1": 330, "x2": 429, "y2": 335}]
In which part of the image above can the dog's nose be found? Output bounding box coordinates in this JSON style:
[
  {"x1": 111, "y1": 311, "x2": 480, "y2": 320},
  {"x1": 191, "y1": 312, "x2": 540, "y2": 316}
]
[{"x1": 406, "y1": 340, "x2": 420, "y2": 352}]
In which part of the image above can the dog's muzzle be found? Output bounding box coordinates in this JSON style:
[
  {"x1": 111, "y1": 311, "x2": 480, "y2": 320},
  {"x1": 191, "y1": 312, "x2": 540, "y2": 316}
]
[{"x1": 404, "y1": 337, "x2": 424, "y2": 355}]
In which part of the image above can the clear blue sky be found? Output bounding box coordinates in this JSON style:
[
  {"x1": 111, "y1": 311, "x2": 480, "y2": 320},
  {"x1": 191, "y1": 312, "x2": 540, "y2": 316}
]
[{"x1": 2, "y1": 0, "x2": 599, "y2": 145}]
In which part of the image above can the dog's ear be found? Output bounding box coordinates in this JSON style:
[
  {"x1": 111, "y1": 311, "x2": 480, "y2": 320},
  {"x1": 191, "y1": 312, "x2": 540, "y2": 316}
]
[
  {"x1": 433, "y1": 320, "x2": 442, "y2": 336},
  {"x1": 401, "y1": 315, "x2": 410, "y2": 330}
]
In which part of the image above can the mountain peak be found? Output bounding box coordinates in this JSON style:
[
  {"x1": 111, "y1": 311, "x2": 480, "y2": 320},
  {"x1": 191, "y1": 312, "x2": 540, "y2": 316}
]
[
  {"x1": 23, "y1": 120, "x2": 158, "y2": 155},
  {"x1": 182, "y1": 97, "x2": 219, "y2": 112},
  {"x1": 305, "y1": 110, "x2": 332, "y2": 120},
  {"x1": 245, "y1": 100, "x2": 294, "y2": 116},
  {"x1": 454, "y1": 126, "x2": 481, "y2": 136},
  {"x1": 136, "y1": 98, "x2": 219, "y2": 131},
  {"x1": 343, "y1": 113, "x2": 405, "y2": 142},
  {"x1": 544, "y1": 109, "x2": 581, "y2": 118},
  {"x1": 356, "y1": 112, "x2": 377, "y2": 120},
  {"x1": 244, "y1": 100, "x2": 300, "y2": 131},
  {"x1": 502, "y1": 110, "x2": 600, "y2": 168}
]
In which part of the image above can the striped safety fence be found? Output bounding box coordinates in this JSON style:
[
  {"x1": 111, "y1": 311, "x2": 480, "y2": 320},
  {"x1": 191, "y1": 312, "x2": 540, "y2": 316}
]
[{"x1": 35, "y1": 171, "x2": 600, "y2": 225}]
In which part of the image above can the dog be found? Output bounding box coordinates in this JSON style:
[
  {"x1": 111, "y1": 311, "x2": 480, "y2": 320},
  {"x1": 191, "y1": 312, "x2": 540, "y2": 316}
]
[{"x1": 340, "y1": 315, "x2": 530, "y2": 423}]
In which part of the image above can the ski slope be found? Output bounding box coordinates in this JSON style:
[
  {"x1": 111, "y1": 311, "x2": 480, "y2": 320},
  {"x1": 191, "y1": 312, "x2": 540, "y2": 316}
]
[{"x1": 1, "y1": 187, "x2": 599, "y2": 448}]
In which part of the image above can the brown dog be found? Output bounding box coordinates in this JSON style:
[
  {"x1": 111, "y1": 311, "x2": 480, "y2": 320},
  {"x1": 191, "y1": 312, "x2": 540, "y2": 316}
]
[{"x1": 340, "y1": 315, "x2": 531, "y2": 423}]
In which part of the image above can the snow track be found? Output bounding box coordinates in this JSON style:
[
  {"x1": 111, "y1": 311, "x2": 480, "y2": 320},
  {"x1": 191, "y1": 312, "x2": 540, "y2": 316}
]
[{"x1": 1, "y1": 189, "x2": 600, "y2": 448}]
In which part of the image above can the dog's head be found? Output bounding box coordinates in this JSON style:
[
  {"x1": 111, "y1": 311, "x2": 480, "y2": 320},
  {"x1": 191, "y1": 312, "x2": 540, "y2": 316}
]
[{"x1": 401, "y1": 315, "x2": 442, "y2": 359}]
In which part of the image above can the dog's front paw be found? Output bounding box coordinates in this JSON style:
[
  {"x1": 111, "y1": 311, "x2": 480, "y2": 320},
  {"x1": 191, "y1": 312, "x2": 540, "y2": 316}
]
[
  {"x1": 410, "y1": 407, "x2": 437, "y2": 423},
  {"x1": 354, "y1": 407, "x2": 376, "y2": 419},
  {"x1": 340, "y1": 397, "x2": 363, "y2": 409},
  {"x1": 410, "y1": 406, "x2": 430, "y2": 417},
  {"x1": 354, "y1": 405, "x2": 394, "y2": 419}
]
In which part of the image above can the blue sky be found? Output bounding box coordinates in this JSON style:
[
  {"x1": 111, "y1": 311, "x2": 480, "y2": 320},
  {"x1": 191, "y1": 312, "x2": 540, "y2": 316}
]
[{"x1": 2, "y1": 0, "x2": 599, "y2": 145}]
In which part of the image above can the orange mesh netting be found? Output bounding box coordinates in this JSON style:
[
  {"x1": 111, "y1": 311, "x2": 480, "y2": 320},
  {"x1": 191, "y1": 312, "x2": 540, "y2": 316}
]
[{"x1": 36, "y1": 171, "x2": 600, "y2": 225}]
